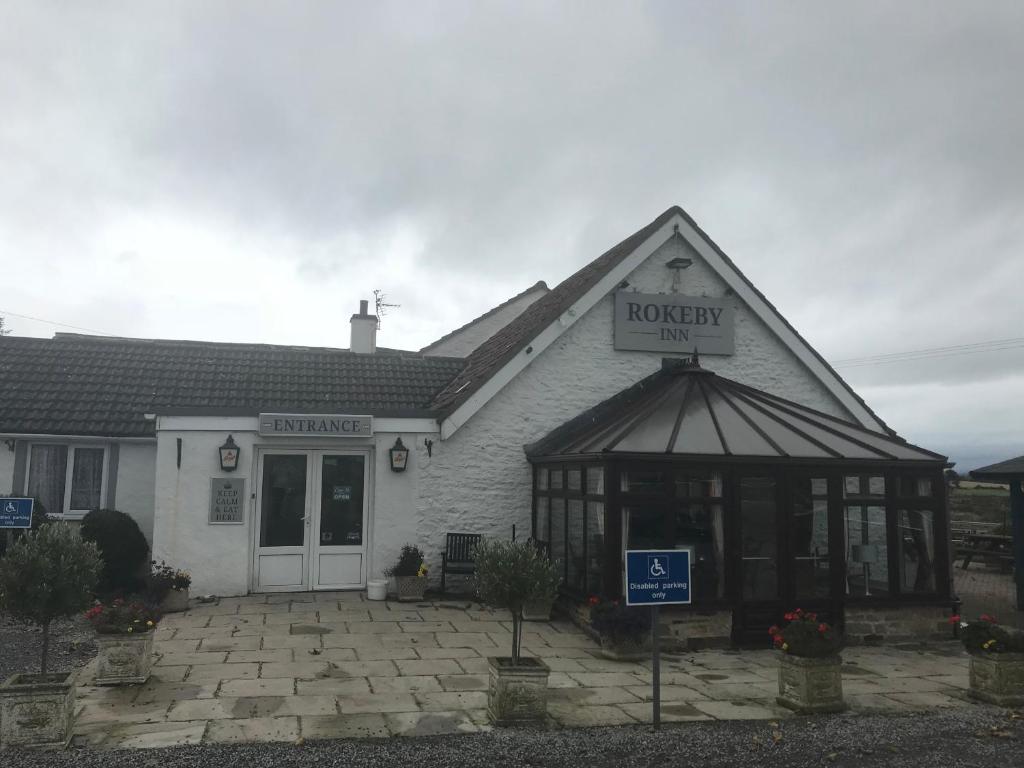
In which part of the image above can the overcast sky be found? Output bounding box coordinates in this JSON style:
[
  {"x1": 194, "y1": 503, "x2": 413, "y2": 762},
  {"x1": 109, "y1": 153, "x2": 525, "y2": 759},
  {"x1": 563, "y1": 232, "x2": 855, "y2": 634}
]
[{"x1": 1, "y1": 2, "x2": 1022, "y2": 471}]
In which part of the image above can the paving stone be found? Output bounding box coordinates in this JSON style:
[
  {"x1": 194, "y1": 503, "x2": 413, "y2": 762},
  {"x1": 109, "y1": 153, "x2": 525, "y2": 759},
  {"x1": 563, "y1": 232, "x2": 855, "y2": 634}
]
[
  {"x1": 923, "y1": 673, "x2": 970, "y2": 689},
  {"x1": 699, "y1": 681, "x2": 780, "y2": 701},
  {"x1": 435, "y1": 632, "x2": 499, "y2": 649},
  {"x1": 156, "y1": 651, "x2": 228, "y2": 667},
  {"x1": 204, "y1": 716, "x2": 299, "y2": 743},
  {"x1": 153, "y1": 639, "x2": 201, "y2": 655},
  {"x1": 522, "y1": 645, "x2": 598, "y2": 659},
  {"x1": 237, "y1": 602, "x2": 292, "y2": 615},
  {"x1": 265, "y1": 611, "x2": 319, "y2": 625},
  {"x1": 414, "y1": 691, "x2": 488, "y2": 711},
  {"x1": 540, "y1": 657, "x2": 587, "y2": 672},
  {"x1": 147, "y1": 665, "x2": 191, "y2": 683},
  {"x1": 327, "y1": 660, "x2": 400, "y2": 677},
  {"x1": 619, "y1": 701, "x2": 712, "y2": 723},
  {"x1": 456, "y1": 657, "x2": 490, "y2": 674},
  {"x1": 132, "y1": 681, "x2": 220, "y2": 705},
  {"x1": 300, "y1": 713, "x2": 390, "y2": 740},
  {"x1": 548, "y1": 703, "x2": 638, "y2": 726},
  {"x1": 546, "y1": 672, "x2": 582, "y2": 688},
  {"x1": 228, "y1": 695, "x2": 338, "y2": 717},
  {"x1": 167, "y1": 698, "x2": 234, "y2": 721},
  {"x1": 886, "y1": 691, "x2": 967, "y2": 708},
  {"x1": 226, "y1": 649, "x2": 294, "y2": 663},
  {"x1": 437, "y1": 674, "x2": 488, "y2": 692},
  {"x1": 208, "y1": 614, "x2": 263, "y2": 627},
  {"x1": 324, "y1": 632, "x2": 438, "y2": 649},
  {"x1": 548, "y1": 686, "x2": 643, "y2": 705},
  {"x1": 77, "y1": 701, "x2": 172, "y2": 725},
  {"x1": 261, "y1": 634, "x2": 324, "y2": 649},
  {"x1": 105, "y1": 720, "x2": 208, "y2": 749},
  {"x1": 414, "y1": 646, "x2": 481, "y2": 660},
  {"x1": 846, "y1": 693, "x2": 905, "y2": 712},
  {"x1": 568, "y1": 672, "x2": 647, "y2": 687},
  {"x1": 198, "y1": 636, "x2": 263, "y2": 652},
  {"x1": 185, "y1": 663, "x2": 260, "y2": 682},
  {"x1": 220, "y1": 677, "x2": 296, "y2": 697},
  {"x1": 347, "y1": 621, "x2": 405, "y2": 634},
  {"x1": 260, "y1": 661, "x2": 331, "y2": 679},
  {"x1": 575, "y1": 657, "x2": 648, "y2": 673},
  {"x1": 369, "y1": 675, "x2": 443, "y2": 693},
  {"x1": 337, "y1": 692, "x2": 422, "y2": 714},
  {"x1": 317, "y1": 647, "x2": 359, "y2": 661},
  {"x1": 692, "y1": 699, "x2": 790, "y2": 720},
  {"x1": 400, "y1": 621, "x2": 454, "y2": 632},
  {"x1": 623, "y1": 684, "x2": 709, "y2": 702},
  {"x1": 355, "y1": 647, "x2": 421, "y2": 661},
  {"x1": 395, "y1": 658, "x2": 463, "y2": 676},
  {"x1": 295, "y1": 677, "x2": 373, "y2": 696},
  {"x1": 385, "y1": 710, "x2": 480, "y2": 736}
]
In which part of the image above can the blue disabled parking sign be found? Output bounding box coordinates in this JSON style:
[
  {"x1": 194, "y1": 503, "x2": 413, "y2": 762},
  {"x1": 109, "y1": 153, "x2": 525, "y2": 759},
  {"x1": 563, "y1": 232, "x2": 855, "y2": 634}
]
[
  {"x1": 0, "y1": 497, "x2": 34, "y2": 529},
  {"x1": 625, "y1": 549, "x2": 691, "y2": 606}
]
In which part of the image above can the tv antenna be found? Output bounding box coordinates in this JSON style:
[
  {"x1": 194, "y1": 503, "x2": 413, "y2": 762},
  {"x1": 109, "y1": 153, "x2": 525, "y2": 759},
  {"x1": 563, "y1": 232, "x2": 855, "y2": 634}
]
[{"x1": 374, "y1": 290, "x2": 400, "y2": 330}]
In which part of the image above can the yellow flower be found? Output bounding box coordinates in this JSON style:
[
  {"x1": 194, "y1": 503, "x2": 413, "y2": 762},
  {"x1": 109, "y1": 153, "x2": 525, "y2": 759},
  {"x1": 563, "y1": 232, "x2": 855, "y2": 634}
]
[
  {"x1": 127, "y1": 627, "x2": 133, "y2": 633},
  {"x1": 146, "y1": 620, "x2": 154, "y2": 627},
  {"x1": 134, "y1": 619, "x2": 140, "y2": 623},
  {"x1": 781, "y1": 643, "x2": 789, "y2": 651}
]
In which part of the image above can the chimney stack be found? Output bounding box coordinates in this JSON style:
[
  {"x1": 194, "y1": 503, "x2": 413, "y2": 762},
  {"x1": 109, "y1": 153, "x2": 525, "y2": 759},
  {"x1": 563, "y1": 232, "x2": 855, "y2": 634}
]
[{"x1": 350, "y1": 299, "x2": 378, "y2": 354}]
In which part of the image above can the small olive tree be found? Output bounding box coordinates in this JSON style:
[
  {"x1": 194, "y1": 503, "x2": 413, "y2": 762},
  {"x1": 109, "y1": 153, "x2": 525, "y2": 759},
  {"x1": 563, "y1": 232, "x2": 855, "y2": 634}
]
[
  {"x1": 474, "y1": 539, "x2": 561, "y2": 663},
  {"x1": 0, "y1": 523, "x2": 102, "y2": 676}
]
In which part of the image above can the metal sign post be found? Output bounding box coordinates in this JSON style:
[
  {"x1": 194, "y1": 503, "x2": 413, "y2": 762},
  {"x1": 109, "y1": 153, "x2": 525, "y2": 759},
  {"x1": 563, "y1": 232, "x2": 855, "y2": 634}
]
[{"x1": 625, "y1": 549, "x2": 691, "y2": 731}]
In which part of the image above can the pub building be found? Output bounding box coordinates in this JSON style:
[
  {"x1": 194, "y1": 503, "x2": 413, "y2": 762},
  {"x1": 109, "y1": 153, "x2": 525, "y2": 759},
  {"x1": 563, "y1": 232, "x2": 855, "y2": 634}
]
[{"x1": 0, "y1": 206, "x2": 954, "y2": 646}]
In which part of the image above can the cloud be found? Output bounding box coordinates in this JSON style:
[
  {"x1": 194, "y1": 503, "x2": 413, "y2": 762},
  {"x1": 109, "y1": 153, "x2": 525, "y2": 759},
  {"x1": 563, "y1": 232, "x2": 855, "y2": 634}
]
[{"x1": 1, "y1": 0, "x2": 1022, "y2": 460}]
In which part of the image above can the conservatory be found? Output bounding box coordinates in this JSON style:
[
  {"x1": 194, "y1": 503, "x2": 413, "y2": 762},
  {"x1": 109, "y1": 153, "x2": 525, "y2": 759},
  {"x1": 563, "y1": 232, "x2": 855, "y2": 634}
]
[{"x1": 526, "y1": 357, "x2": 952, "y2": 644}]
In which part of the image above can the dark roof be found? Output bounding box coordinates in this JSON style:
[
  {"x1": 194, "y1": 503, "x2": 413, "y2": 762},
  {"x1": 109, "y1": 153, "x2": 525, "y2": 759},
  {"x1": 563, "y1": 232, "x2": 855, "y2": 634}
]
[
  {"x1": 0, "y1": 334, "x2": 465, "y2": 437},
  {"x1": 972, "y1": 455, "x2": 1024, "y2": 480},
  {"x1": 419, "y1": 281, "x2": 549, "y2": 354},
  {"x1": 525, "y1": 357, "x2": 945, "y2": 463},
  {"x1": 431, "y1": 205, "x2": 893, "y2": 435}
]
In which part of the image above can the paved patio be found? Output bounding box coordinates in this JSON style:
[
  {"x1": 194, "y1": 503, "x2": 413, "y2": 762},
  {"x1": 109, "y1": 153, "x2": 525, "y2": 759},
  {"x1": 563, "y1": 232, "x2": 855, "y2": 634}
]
[{"x1": 72, "y1": 592, "x2": 978, "y2": 749}]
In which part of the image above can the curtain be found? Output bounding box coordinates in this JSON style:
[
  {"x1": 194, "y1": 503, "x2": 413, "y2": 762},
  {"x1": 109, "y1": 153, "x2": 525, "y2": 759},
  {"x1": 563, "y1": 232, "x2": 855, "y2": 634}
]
[
  {"x1": 27, "y1": 445, "x2": 68, "y2": 516},
  {"x1": 70, "y1": 448, "x2": 104, "y2": 511}
]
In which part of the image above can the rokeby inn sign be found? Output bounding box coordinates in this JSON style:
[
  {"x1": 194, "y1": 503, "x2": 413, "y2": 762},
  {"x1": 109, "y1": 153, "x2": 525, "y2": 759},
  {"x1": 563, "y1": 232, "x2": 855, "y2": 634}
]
[{"x1": 614, "y1": 292, "x2": 735, "y2": 355}]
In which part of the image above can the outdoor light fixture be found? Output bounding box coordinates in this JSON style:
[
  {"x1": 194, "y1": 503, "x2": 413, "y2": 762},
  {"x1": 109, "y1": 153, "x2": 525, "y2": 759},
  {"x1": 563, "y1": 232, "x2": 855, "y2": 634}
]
[
  {"x1": 218, "y1": 435, "x2": 240, "y2": 472},
  {"x1": 389, "y1": 437, "x2": 410, "y2": 472}
]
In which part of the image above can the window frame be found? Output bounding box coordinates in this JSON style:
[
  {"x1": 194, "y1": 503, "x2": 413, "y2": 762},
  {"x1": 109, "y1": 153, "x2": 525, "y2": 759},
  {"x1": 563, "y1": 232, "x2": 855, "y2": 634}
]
[{"x1": 26, "y1": 442, "x2": 109, "y2": 519}]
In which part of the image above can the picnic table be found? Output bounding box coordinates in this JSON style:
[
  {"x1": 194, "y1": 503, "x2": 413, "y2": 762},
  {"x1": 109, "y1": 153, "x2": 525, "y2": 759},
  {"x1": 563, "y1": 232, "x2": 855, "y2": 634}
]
[{"x1": 956, "y1": 531, "x2": 1014, "y2": 571}]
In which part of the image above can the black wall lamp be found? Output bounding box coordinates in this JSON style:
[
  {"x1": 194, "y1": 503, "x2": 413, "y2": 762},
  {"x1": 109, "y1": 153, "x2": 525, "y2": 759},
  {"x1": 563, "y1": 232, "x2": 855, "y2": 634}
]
[
  {"x1": 219, "y1": 435, "x2": 240, "y2": 472},
  {"x1": 389, "y1": 437, "x2": 410, "y2": 472}
]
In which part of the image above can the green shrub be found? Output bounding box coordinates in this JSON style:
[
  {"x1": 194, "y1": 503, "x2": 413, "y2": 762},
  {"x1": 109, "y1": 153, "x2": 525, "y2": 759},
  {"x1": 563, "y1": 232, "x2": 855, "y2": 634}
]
[
  {"x1": 0, "y1": 523, "x2": 101, "y2": 674},
  {"x1": 588, "y1": 598, "x2": 651, "y2": 645},
  {"x1": 474, "y1": 538, "x2": 561, "y2": 663},
  {"x1": 80, "y1": 509, "x2": 150, "y2": 594},
  {"x1": 384, "y1": 544, "x2": 426, "y2": 578}
]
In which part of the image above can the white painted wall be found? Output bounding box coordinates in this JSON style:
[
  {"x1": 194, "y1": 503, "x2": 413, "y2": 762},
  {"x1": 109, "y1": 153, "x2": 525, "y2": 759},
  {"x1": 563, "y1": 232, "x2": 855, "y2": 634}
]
[
  {"x1": 423, "y1": 284, "x2": 548, "y2": 358},
  {"x1": 0, "y1": 443, "x2": 14, "y2": 494},
  {"x1": 115, "y1": 443, "x2": 157, "y2": 543},
  {"x1": 150, "y1": 417, "x2": 436, "y2": 596},
  {"x1": 415, "y1": 234, "x2": 857, "y2": 581}
]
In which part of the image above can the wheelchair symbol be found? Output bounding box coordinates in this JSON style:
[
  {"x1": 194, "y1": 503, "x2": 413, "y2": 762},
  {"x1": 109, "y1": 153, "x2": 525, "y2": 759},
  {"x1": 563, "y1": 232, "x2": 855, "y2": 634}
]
[
  {"x1": 4, "y1": 501, "x2": 17, "y2": 515},
  {"x1": 648, "y1": 556, "x2": 668, "y2": 579}
]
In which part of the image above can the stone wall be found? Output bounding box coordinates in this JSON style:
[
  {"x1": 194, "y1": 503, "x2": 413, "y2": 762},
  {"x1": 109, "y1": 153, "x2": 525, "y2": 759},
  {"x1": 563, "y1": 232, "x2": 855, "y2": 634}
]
[
  {"x1": 663, "y1": 609, "x2": 733, "y2": 650},
  {"x1": 844, "y1": 605, "x2": 954, "y2": 644}
]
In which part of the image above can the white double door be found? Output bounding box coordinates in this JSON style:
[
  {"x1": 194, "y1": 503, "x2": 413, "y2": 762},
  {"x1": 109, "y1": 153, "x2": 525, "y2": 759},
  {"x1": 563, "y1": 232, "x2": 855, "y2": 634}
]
[{"x1": 253, "y1": 448, "x2": 370, "y2": 592}]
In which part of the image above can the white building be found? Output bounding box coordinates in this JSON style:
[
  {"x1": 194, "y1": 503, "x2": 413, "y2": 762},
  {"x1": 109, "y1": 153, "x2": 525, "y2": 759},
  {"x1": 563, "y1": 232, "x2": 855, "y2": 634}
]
[{"x1": 0, "y1": 206, "x2": 953, "y2": 644}]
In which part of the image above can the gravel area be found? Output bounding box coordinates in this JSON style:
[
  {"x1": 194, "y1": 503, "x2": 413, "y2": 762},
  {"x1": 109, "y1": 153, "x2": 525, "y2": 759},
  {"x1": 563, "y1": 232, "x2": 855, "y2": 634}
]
[
  {"x1": 0, "y1": 614, "x2": 96, "y2": 682},
  {"x1": 3, "y1": 708, "x2": 1023, "y2": 767}
]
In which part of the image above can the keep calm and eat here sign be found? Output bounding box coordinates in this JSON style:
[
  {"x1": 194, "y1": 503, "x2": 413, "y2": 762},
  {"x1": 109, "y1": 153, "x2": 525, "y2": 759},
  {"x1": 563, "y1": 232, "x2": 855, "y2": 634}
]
[{"x1": 614, "y1": 292, "x2": 734, "y2": 355}]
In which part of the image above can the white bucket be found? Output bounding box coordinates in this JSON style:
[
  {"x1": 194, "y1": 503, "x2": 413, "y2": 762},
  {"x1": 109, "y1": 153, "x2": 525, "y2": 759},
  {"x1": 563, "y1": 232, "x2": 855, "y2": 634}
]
[{"x1": 366, "y1": 580, "x2": 388, "y2": 601}]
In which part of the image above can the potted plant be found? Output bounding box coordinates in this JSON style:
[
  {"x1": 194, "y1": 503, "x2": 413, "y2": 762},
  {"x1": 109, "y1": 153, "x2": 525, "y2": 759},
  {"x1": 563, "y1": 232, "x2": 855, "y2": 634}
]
[
  {"x1": 0, "y1": 523, "x2": 101, "y2": 748},
  {"x1": 385, "y1": 544, "x2": 429, "y2": 602},
  {"x1": 588, "y1": 595, "x2": 652, "y2": 660},
  {"x1": 474, "y1": 538, "x2": 560, "y2": 724},
  {"x1": 85, "y1": 599, "x2": 160, "y2": 685},
  {"x1": 769, "y1": 608, "x2": 844, "y2": 714},
  {"x1": 956, "y1": 613, "x2": 1024, "y2": 706},
  {"x1": 147, "y1": 560, "x2": 192, "y2": 613},
  {"x1": 522, "y1": 539, "x2": 559, "y2": 621}
]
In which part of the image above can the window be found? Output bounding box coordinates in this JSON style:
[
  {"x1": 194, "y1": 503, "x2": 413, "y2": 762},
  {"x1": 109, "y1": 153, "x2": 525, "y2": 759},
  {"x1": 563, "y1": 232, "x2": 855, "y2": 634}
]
[
  {"x1": 586, "y1": 501, "x2": 605, "y2": 593},
  {"x1": 27, "y1": 444, "x2": 107, "y2": 517},
  {"x1": 793, "y1": 477, "x2": 831, "y2": 598},
  {"x1": 550, "y1": 497, "x2": 566, "y2": 579},
  {"x1": 566, "y1": 500, "x2": 585, "y2": 592},
  {"x1": 898, "y1": 509, "x2": 936, "y2": 593}
]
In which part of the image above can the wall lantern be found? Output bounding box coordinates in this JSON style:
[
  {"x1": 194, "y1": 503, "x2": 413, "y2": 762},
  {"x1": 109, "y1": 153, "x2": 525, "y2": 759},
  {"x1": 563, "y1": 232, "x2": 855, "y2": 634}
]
[
  {"x1": 389, "y1": 437, "x2": 410, "y2": 472},
  {"x1": 219, "y1": 435, "x2": 240, "y2": 472}
]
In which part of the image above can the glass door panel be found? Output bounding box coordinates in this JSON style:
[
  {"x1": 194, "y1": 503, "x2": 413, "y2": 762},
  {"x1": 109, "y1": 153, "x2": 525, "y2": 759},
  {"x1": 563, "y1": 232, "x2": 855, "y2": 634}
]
[
  {"x1": 792, "y1": 477, "x2": 831, "y2": 599},
  {"x1": 312, "y1": 454, "x2": 368, "y2": 589},
  {"x1": 739, "y1": 477, "x2": 778, "y2": 600},
  {"x1": 259, "y1": 454, "x2": 308, "y2": 547}
]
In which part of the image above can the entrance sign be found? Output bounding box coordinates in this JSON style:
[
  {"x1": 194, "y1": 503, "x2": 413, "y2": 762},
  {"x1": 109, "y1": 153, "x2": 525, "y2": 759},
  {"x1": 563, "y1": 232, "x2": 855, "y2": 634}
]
[
  {"x1": 0, "y1": 498, "x2": 33, "y2": 529},
  {"x1": 625, "y1": 549, "x2": 692, "y2": 606},
  {"x1": 614, "y1": 292, "x2": 734, "y2": 355},
  {"x1": 259, "y1": 413, "x2": 373, "y2": 437},
  {"x1": 625, "y1": 548, "x2": 693, "y2": 730},
  {"x1": 209, "y1": 478, "x2": 246, "y2": 524}
]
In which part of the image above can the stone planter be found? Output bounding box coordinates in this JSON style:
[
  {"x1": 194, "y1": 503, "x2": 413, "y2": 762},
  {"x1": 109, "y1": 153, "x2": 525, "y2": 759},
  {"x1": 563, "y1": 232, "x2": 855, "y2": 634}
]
[
  {"x1": 523, "y1": 599, "x2": 554, "y2": 622},
  {"x1": 0, "y1": 672, "x2": 76, "y2": 749},
  {"x1": 968, "y1": 652, "x2": 1024, "y2": 707},
  {"x1": 776, "y1": 653, "x2": 845, "y2": 714},
  {"x1": 395, "y1": 575, "x2": 427, "y2": 602},
  {"x1": 486, "y1": 657, "x2": 550, "y2": 725},
  {"x1": 598, "y1": 636, "x2": 651, "y2": 661},
  {"x1": 160, "y1": 588, "x2": 190, "y2": 614},
  {"x1": 94, "y1": 631, "x2": 155, "y2": 685}
]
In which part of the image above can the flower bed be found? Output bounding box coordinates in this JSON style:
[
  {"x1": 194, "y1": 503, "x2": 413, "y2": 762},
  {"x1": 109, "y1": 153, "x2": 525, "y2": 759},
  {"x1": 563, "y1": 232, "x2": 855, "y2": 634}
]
[
  {"x1": 954, "y1": 613, "x2": 1024, "y2": 706},
  {"x1": 85, "y1": 600, "x2": 159, "y2": 685},
  {"x1": 770, "y1": 609, "x2": 844, "y2": 714}
]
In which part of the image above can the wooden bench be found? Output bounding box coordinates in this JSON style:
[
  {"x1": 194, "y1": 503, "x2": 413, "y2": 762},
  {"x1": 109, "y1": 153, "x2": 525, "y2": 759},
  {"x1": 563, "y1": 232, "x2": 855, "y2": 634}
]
[{"x1": 440, "y1": 533, "x2": 482, "y2": 594}]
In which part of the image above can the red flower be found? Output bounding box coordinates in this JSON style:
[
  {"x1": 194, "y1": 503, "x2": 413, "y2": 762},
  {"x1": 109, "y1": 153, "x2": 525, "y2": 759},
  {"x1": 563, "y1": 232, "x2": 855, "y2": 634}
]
[
  {"x1": 587, "y1": 595, "x2": 600, "y2": 607},
  {"x1": 980, "y1": 614, "x2": 997, "y2": 623},
  {"x1": 772, "y1": 635, "x2": 784, "y2": 647},
  {"x1": 818, "y1": 623, "x2": 828, "y2": 633},
  {"x1": 768, "y1": 625, "x2": 780, "y2": 636},
  {"x1": 948, "y1": 615, "x2": 961, "y2": 625},
  {"x1": 783, "y1": 612, "x2": 795, "y2": 621}
]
